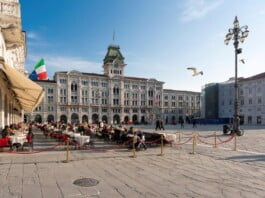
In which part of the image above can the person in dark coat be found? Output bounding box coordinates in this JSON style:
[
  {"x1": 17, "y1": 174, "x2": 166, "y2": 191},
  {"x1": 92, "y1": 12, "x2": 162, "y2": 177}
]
[
  {"x1": 192, "y1": 119, "x2": 197, "y2": 128},
  {"x1": 180, "y1": 118, "x2": 184, "y2": 128},
  {"x1": 155, "y1": 120, "x2": 161, "y2": 130},
  {"x1": 1, "y1": 125, "x2": 9, "y2": 138},
  {"x1": 160, "y1": 120, "x2": 165, "y2": 130}
]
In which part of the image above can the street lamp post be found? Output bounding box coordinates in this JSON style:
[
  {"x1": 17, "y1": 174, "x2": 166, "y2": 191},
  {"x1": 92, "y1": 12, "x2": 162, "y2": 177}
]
[{"x1": 224, "y1": 16, "x2": 249, "y2": 136}]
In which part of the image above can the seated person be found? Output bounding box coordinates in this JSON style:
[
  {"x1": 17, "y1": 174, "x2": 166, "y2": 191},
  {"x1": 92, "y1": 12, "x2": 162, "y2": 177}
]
[{"x1": 1, "y1": 125, "x2": 10, "y2": 138}]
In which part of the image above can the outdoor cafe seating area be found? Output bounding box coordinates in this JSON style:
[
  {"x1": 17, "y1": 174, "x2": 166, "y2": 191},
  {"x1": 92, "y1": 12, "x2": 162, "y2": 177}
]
[
  {"x1": 0, "y1": 123, "x2": 33, "y2": 151},
  {"x1": 38, "y1": 122, "x2": 176, "y2": 151}
]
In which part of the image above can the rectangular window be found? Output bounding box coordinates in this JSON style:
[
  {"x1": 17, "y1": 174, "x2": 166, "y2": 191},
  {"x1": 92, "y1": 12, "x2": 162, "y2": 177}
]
[
  {"x1": 91, "y1": 81, "x2": 99, "y2": 86},
  {"x1": 141, "y1": 109, "x2": 146, "y2": 113},
  {"x1": 92, "y1": 108, "x2": 98, "y2": 112},
  {"x1": 148, "y1": 100, "x2": 153, "y2": 106},
  {"x1": 141, "y1": 86, "x2": 146, "y2": 90},
  {"x1": 60, "y1": 79, "x2": 66, "y2": 84},
  {"x1": 132, "y1": 85, "x2": 138, "y2": 89},
  {"x1": 102, "y1": 108, "x2": 108, "y2": 113},
  {"x1": 81, "y1": 80, "x2": 88, "y2": 86},
  {"x1": 71, "y1": 96, "x2": 78, "y2": 103},
  {"x1": 60, "y1": 106, "x2": 66, "y2": 111},
  {"x1": 101, "y1": 82, "x2": 108, "y2": 87},
  {"x1": 47, "y1": 96, "x2": 54, "y2": 103},
  {"x1": 113, "y1": 99, "x2": 119, "y2": 105},
  {"x1": 82, "y1": 108, "x2": 88, "y2": 112},
  {"x1": 124, "y1": 109, "x2": 130, "y2": 113}
]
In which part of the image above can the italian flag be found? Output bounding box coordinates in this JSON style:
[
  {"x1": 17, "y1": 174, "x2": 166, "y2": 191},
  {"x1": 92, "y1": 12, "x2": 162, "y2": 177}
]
[{"x1": 34, "y1": 58, "x2": 47, "y2": 80}]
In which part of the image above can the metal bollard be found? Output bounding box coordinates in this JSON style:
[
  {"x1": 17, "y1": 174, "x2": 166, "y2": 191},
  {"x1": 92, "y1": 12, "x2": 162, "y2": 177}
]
[
  {"x1": 178, "y1": 132, "x2": 181, "y2": 143},
  {"x1": 132, "y1": 134, "x2": 136, "y2": 158},
  {"x1": 233, "y1": 134, "x2": 237, "y2": 151},
  {"x1": 160, "y1": 134, "x2": 164, "y2": 156},
  {"x1": 66, "y1": 138, "x2": 70, "y2": 163},
  {"x1": 191, "y1": 133, "x2": 196, "y2": 154},
  {"x1": 214, "y1": 132, "x2": 217, "y2": 148}
]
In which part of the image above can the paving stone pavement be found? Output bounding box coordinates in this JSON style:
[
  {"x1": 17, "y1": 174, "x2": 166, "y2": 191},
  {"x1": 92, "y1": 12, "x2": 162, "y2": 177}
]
[{"x1": 1, "y1": 126, "x2": 265, "y2": 198}]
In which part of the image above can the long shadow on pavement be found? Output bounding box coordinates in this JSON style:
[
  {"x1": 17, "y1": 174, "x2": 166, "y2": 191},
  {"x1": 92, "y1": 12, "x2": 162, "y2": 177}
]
[{"x1": 225, "y1": 155, "x2": 265, "y2": 163}]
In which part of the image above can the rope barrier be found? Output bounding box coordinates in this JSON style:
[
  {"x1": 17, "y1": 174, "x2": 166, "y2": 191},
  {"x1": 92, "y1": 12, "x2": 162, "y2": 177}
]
[
  {"x1": 164, "y1": 136, "x2": 193, "y2": 146},
  {"x1": 197, "y1": 134, "x2": 215, "y2": 138},
  {"x1": 217, "y1": 135, "x2": 234, "y2": 143},
  {"x1": 144, "y1": 138, "x2": 162, "y2": 144},
  {"x1": 197, "y1": 134, "x2": 234, "y2": 146},
  {"x1": 197, "y1": 136, "x2": 215, "y2": 146},
  {"x1": 3, "y1": 141, "x2": 66, "y2": 155}
]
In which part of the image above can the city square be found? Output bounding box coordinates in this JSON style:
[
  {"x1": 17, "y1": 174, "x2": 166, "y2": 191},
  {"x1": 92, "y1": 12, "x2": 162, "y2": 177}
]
[
  {"x1": 1, "y1": 0, "x2": 265, "y2": 197},
  {"x1": 1, "y1": 125, "x2": 265, "y2": 198}
]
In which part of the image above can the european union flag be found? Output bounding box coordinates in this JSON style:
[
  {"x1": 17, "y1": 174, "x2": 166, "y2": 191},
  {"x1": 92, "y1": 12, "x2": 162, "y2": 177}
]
[{"x1": 29, "y1": 70, "x2": 38, "y2": 80}]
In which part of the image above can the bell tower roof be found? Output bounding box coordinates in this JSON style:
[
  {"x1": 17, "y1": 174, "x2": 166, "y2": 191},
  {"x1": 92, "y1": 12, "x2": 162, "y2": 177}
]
[{"x1": 103, "y1": 45, "x2": 124, "y2": 64}]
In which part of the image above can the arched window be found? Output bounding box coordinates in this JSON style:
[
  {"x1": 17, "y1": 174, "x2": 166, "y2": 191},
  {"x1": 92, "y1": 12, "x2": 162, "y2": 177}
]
[
  {"x1": 60, "y1": 115, "x2": 67, "y2": 123},
  {"x1": 71, "y1": 82, "x2": 78, "y2": 93},
  {"x1": 113, "y1": 87, "x2": 120, "y2": 95},
  {"x1": 148, "y1": 89, "x2": 154, "y2": 97},
  {"x1": 47, "y1": 114, "x2": 54, "y2": 123}
]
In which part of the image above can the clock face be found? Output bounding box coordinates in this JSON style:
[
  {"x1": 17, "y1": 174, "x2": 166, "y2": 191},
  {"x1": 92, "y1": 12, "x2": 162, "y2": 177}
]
[{"x1": 114, "y1": 63, "x2": 119, "y2": 68}]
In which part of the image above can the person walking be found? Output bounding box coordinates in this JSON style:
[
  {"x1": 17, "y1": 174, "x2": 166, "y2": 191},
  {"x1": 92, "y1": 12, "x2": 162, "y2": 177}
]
[
  {"x1": 192, "y1": 119, "x2": 197, "y2": 128},
  {"x1": 155, "y1": 120, "x2": 161, "y2": 130},
  {"x1": 180, "y1": 117, "x2": 184, "y2": 129},
  {"x1": 160, "y1": 120, "x2": 165, "y2": 130}
]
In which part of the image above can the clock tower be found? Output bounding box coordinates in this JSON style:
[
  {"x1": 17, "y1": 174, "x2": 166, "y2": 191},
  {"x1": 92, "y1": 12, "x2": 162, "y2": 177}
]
[{"x1": 103, "y1": 45, "x2": 126, "y2": 78}]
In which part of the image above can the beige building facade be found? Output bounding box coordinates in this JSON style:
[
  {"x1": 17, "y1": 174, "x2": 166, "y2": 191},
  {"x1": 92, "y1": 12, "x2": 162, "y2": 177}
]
[
  {"x1": 0, "y1": 0, "x2": 26, "y2": 128},
  {"x1": 0, "y1": 0, "x2": 44, "y2": 128},
  {"x1": 32, "y1": 45, "x2": 201, "y2": 125},
  {"x1": 163, "y1": 89, "x2": 200, "y2": 124}
]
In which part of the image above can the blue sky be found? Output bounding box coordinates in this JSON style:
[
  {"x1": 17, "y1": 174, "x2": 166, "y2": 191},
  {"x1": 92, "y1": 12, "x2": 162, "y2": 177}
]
[{"x1": 20, "y1": 0, "x2": 265, "y2": 91}]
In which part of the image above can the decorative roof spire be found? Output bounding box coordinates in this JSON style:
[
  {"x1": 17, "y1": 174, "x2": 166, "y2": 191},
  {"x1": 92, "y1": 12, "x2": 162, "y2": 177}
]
[
  {"x1": 103, "y1": 45, "x2": 124, "y2": 64},
  {"x1": 112, "y1": 30, "x2": 115, "y2": 43}
]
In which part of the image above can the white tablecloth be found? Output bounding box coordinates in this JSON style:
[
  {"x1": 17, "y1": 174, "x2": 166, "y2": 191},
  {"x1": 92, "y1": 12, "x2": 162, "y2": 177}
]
[
  {"x1": 74, "y1": 136, "x2": 90, "y2": 145},
  {"x1": 72, "y1": 133, "x2": 81, "y2": 138},
  {"x1": 63, "y1": 131, "x2": 74, "y2": 137},
  {"x1": 9, "y1": 135, "x2": 27, "y2": 145}
]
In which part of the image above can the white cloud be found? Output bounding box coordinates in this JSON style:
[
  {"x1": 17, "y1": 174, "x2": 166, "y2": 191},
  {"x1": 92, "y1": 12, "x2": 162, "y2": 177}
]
[
  {"x1": 27, "y1": 31, "x2": 39, "y2": 40},
  {"x1": 27, "y1": 53, "x2": 101, "y2": 73},
  {"x1": 26, "y1": 31, "x2": 50, "y2": 47},
  {"x1": 181, "y1": 0, "x2": 223, "y2": 22}
]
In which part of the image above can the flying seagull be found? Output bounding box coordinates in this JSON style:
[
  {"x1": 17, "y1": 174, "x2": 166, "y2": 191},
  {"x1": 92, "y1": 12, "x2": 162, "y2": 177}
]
[
  {"x1": 240, "y1": 59, "x2": 245, "y2": 64},
  {"x1": 187, "y1": 67, "x2": 203, "y2": 76}
]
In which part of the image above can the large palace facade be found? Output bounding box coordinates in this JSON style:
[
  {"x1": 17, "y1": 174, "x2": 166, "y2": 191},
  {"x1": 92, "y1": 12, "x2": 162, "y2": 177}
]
[
  {"x1": 31, "y1": 45, "x2": 200, "y2": 125},
  {"x1": 0, "y1": 0, "x2": 26, "y2": 128}
]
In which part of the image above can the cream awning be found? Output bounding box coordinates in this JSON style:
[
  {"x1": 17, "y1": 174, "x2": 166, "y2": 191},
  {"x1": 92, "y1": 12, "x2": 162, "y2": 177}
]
[{"x1": 0, "y1": 64, "x2": 45, "y2": 113}]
